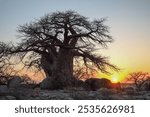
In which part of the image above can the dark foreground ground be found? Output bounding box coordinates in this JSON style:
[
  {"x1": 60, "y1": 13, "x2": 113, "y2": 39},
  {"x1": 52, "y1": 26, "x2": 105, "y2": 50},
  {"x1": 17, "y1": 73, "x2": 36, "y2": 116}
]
[{"x1": 1, "y1": 85, "x2": 150, "y2": 100}]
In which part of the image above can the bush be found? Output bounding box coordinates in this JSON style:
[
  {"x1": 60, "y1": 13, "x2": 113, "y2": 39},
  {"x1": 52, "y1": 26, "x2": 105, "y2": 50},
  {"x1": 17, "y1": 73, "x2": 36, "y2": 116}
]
[
  {"x1": 144, "y1": 78, "x2": 150, "y2": 91},
  {"x1": 84, "y1": 78, "x2": 112, "y2": 91}
]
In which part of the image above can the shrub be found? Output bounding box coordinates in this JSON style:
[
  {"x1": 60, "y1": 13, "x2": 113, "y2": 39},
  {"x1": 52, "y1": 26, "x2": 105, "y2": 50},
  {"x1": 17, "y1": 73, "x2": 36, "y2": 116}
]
[{"x1": 84, "y1": 78, "x2": 112, "y2": 91}]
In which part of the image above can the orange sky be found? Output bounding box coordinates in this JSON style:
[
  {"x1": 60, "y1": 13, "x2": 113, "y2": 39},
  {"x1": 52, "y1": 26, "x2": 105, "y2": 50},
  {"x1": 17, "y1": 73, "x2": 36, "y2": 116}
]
[{"x1": 98, "y1": 36, "x2": 150, "y2": 82}]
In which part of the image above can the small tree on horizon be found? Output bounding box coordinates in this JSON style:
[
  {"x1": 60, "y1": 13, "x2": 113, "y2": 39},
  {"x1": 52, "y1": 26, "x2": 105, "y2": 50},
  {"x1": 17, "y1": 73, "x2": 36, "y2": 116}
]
[{"x1": 127, "y1": 71, "x2": 149, "y2": 91}]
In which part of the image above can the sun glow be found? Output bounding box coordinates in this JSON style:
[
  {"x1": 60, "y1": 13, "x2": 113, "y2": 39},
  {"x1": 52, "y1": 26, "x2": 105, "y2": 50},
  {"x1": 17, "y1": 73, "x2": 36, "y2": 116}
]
[
  {"x1": 96, "y1": 70, "x2": 129, "y2": 83},
  {"x1": 111, "y1": 76, "x2": 119, "y2": 83}
]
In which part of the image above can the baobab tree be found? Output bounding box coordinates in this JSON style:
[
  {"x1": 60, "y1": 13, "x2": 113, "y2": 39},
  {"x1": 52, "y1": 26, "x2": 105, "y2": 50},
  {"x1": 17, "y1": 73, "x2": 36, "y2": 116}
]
[{"x1": 4, "y1": 11, "x2": 118, "y2": 89}]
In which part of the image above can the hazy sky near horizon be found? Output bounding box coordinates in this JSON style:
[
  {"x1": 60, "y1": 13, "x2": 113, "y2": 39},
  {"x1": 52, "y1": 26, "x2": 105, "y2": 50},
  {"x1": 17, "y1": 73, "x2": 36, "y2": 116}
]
[{"x1": 0, "y1": 0, "x2": 150, "y2": 79}]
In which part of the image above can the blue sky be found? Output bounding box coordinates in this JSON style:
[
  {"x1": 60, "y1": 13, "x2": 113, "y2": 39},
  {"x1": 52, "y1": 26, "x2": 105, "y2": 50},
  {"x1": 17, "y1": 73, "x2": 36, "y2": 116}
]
[
  {"x1": 0, "y1": 0, "x2": 150, "y2": 78},
  {"x1": 0, "y1": 0, "x2": 150, "y2": 42}
]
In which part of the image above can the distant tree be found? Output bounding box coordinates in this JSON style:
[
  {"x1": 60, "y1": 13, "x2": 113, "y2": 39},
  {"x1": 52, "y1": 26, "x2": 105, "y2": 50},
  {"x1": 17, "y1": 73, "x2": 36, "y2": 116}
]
[
  {"x1": 127, "y1": 72, "x2": 149, "y2": 91},
  {"x1": 0, "y1": 42, "x2": 14, "y2": 84},
  {"x1": 3, "y1": 11, "x2": 118, "y2": 89},
  {"x1": 144, "y1": 76, "x2": 150, "y2": 91}
]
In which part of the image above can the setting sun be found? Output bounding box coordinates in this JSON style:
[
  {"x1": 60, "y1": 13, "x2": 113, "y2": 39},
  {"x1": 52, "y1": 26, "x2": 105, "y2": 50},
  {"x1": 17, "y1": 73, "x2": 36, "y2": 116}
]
[
  {"x1": 111, "y1": 76, "x2": 119, "y2": 83},
  {"x1": 96, "y1": 71, "x2": 127, "y2": 83},
  {"x1": 110, "y1": 72, "x2": 125, "y2": 83}
]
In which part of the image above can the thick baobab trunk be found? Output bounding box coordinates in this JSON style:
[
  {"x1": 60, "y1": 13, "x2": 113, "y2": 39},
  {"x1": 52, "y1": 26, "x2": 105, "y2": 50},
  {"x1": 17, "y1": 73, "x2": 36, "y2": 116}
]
[
  {"x1": 41, "y1": 48, "x2": 75, "y2": 89},
  {"x1": 53, "y1": 49, "x2": 74, "y2": 87}
]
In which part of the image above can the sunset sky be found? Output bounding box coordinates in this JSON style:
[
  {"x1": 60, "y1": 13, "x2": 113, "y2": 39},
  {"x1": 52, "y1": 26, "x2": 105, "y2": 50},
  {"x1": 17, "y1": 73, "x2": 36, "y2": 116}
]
[{"x1": 0, "y1": 0, "x2": 150, "y2": 82}]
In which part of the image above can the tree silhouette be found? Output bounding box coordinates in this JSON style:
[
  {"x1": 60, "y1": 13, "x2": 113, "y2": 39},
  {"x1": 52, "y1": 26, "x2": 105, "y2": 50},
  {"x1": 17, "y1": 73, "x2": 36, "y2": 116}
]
[
  {"x1": 0, "y1": 42, "x2": 15, "y2": 84},
  {"x1": 127, "y1": 72, "x2": 149, "y2": 91},
  {"x1": 4, "y1": 11, "x2": 118, "y2": 89}
]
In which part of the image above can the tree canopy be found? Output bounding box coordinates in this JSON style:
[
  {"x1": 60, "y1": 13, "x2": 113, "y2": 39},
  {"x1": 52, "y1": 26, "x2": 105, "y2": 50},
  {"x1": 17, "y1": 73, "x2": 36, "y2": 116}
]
[{"x1": 0, "y1": 11, "x2": 118, "y2": 89}]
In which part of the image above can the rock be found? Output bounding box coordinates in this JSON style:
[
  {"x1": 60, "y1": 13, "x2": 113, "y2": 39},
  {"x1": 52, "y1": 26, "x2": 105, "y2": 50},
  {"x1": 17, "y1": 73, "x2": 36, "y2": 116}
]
[
  {"x1": 124, "y1": 87, "x2": 135, "y2": 91},
  {"x1": 70, "y1": 91, "x2": 91, "y2": 100},
  {"x1": 0, "y1": 96, "x2": 7, "y2": 99},
  {"x1": 126, "y1": 90, "x2": 136, "y2": 95},
  {"x1": 125, "y1": 87, "x2": 136, "y2": 95},
  {"x1": 73, "y1": 79, "x2": 84, "y2": 87},
  {"x1": 88, "y1": 91, "x2": 96, "y2": 97},
  {"x1": 98, "y1": 88, "x2": 116, "y2": 96},
  {"x1": 40, "y1": 77, "x2": 52, "y2": 89},
  {"x1": 0, "y1": 95, "x2": 17, "y2": 100},
  {"x1": 0, "y1": 85, "x2": 9, "y2": 95},
  {"x1": 5, "y1": 96, "x2": 16, "y2": 100},
  {"x1": 34, "y1": 97, "x2": 41, "y2": 100},
  {"x1": 8, "y1": 76, "x2": 23, "y2": 88},
  {"x1": 39, "y1": 90, "x2": 73, "y2": 100},
  {"x1": 110, "y1": 95, "x2": 124, "y2": 100},
  {"x1": 84, "y1": 78, "x2": 112, "y2": 91},
  {"x1": 143, "y1": 94, "x2": 150, "y2": 100},
  {"x1": 121, "y1": 95, "x2": 133, "y2": 100},
  {"x1": 134, "y1": 95, "x2": 147, "y2": 100}
]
